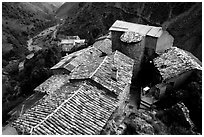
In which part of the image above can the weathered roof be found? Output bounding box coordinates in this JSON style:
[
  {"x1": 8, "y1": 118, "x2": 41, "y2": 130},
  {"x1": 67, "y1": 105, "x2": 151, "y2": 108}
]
[
  {"x1": 153, "y1": 47, "x2": 202, "y2": 81},
  {"x1": 93, "y1": 38, "x2": 112, "y2": 55},
  {"x1": 12, "y1": 82, "x2": 117, "y2": 135},
  {"x1": 65, "y1": 49, "x2": 134, "y2": 96},
  {"x1": 51, "y1": 48, "x2": 88, "y2": 70},
  {"x1": 109, "y1": 20, "x2": 163, "y2": 37},
  {"x1": 90, "y1": 51, "x2": 134, "y2": 96},
  {"x1": 70, "y1": 56, "x2": 104, "y2": 80},
  {"x1": 12, "y1": 42, "x2": 134, "y2": 135},
  {"x1": 51, "y1": 47, "x2": 102, "y2": 71},
  {"x1": 34, "y1": 74, "x2": 70, "y2": 94},
  {"x1": 52, "y1": 45, "x2": 134, "y2": 96},
  {"x1": 12, "y1": 81, "x2": 83, "y2": 134}
]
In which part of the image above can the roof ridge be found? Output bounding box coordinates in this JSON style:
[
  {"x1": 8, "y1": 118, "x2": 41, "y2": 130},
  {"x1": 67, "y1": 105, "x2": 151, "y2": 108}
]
[
  {"x1": 30, "y1": 86, "x2": 84, "y2": 134},
  {"x1": 89, "y1": 56, "x2": 108, "y2": 79}
]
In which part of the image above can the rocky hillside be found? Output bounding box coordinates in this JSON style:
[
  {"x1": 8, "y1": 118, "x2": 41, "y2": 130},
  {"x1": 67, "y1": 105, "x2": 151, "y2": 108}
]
[
  {"x1": 56, "y1": 2, "x2": 80, "y2": 19},
  {"x1": 2, "y1": 2, "x2": 62, "y2": 63},
  {"x1": 164, "y1": 3, "x2": 202, "y2": 61},
  {"x1": 57, "y1": 2, "x2": 201, "y2": 60}
]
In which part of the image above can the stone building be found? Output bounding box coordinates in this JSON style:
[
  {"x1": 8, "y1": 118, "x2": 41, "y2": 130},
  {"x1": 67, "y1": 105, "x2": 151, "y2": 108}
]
[
  {"x1": 109, "y1": 20, "x2": 174, "y2": 79},
  {"x1": 59, "y1": 35, "x2": 85, "y2": 53}
]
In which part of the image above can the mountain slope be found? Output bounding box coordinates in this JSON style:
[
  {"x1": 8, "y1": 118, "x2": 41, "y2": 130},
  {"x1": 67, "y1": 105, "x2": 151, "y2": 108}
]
[
  {"x1": 57, "y1": 2, "x2": 200, "y2": 61},
  {"x1": 56, "y1": 2, "x2": 80, "y2": 19},
  {"x1": 2, "y1": 2, "x2": 62, "y2": 62},
  {"x1": 163, "y1": 3, "x2": 202, "y2": 61}
]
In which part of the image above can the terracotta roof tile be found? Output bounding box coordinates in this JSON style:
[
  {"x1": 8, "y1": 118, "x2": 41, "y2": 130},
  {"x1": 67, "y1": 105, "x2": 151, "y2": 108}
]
[
  {"x1": 14, "y1": 82, "x2": 117, "y2": 135},
  {"x1": 12, "y1": 81, "x2": 83, "y2": 134}
]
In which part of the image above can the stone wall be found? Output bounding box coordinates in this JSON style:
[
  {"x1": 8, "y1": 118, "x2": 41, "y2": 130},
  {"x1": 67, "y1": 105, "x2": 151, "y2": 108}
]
[{"x1": 111, "y1": 31, "x2": 145, "y2": 79}]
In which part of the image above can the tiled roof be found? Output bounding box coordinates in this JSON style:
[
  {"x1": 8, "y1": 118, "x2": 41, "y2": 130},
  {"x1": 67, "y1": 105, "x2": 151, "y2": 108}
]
[
  {"x1": 51, "y1": 47, "x2": 102, "y2": 72},
  {"x1": 153, "y1": 47, "x2": 202, "y2": 81},
  {"x1": 90, "y1": 51, "x2": 134, "y2": 96},
  {"x1": 12, "y1": 82, "x2": 117, "y2": 135},
  {"x1": 51, "y1": 47, "x2": 89, "y2": 70},
  {"x1": 65, "y1": 48, "x2": 134, "y2": 96},
  {"x1": 12, "y1": 81, "x2": 83, "y2": 134},
  {"x1": 12, "y1": 46, "x2": 134, "y2": 135},
  {"x1": 51, "y1": 45, "x2": 134, "y2": 94},
  {"x1": 52, "y1": 46, "x2": 134, "y2": 96},
  {"x1": 34, "y1": 74, "x2": 70, "y2": 94},
  {"x1": 93, "y1": 38, "x2": 112, "y2": 55},
  {"x1": 109, "y1": 20, "x2": 163, "y2": 37},
  {"x1": 31, "y1": 83, "x2": 117, "y2": 135},
  {"x1": 70, "y1": 56, "x2": 104, "y2": 80}
]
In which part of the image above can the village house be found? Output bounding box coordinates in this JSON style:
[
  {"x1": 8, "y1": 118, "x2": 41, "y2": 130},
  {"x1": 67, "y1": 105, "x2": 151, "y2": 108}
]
[
  {"x1": 58, "y1": 35, "x2": 86, "y2": 53},
  {"x1": 11, "y1": 43, "x2": 134, "y2": 135},
  {"x1": 140, "y1": 47, "x2": 202, "y2": 109}
]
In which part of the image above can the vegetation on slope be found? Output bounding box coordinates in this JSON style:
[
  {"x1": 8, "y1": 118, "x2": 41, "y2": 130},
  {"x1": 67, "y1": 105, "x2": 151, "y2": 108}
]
[
  {"x1": 57, "y1": 2, "x2": 197, "y2": 46},
  {"x1": 2, "y1": 43, "x2": 62, "y2": 125},
  {"x1": 2, "y1": 2, "x2": 61, "y2": 62},
  {"x1": 2, "y1": 2, "x2": 63, "y2": 125}
]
